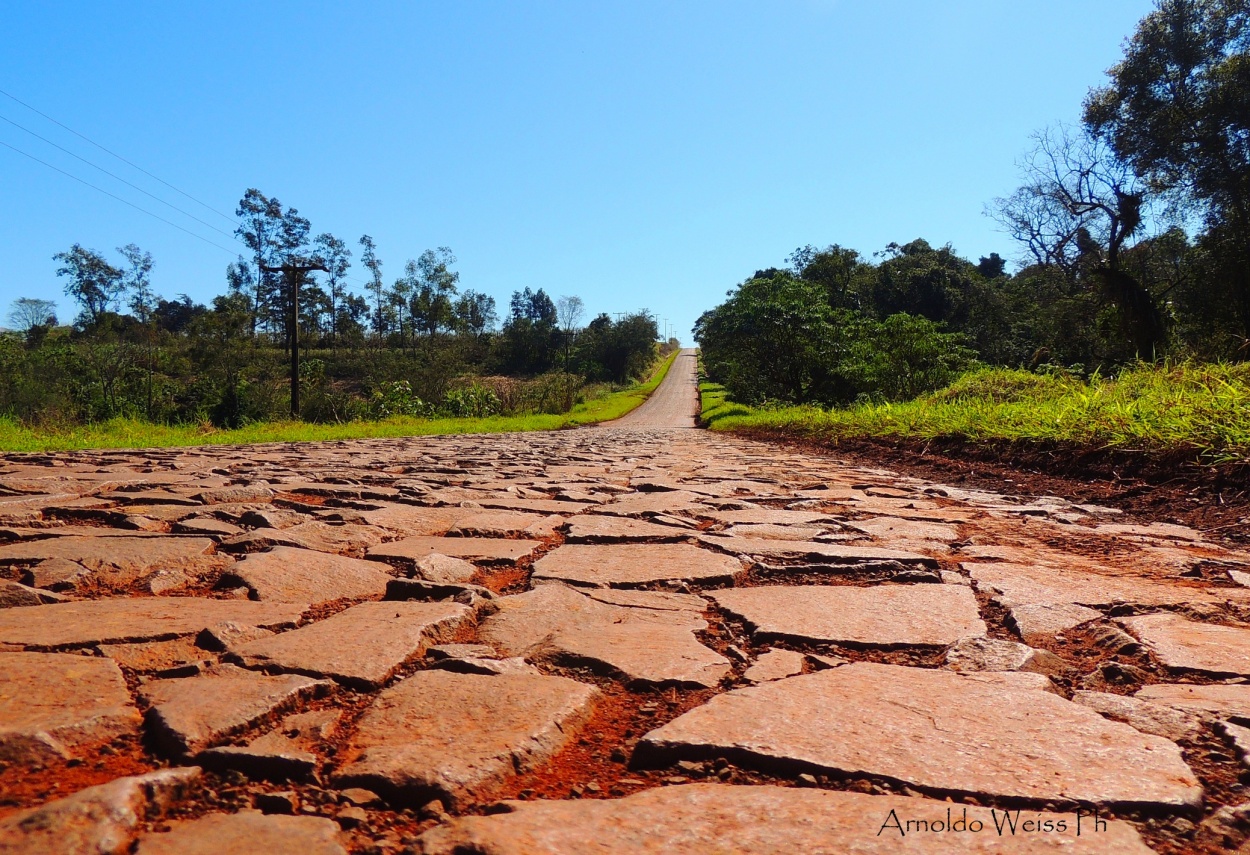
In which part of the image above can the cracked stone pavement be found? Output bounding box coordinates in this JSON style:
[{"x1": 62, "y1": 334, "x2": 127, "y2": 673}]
[{"x1": 2, "y1": 350, "x2": 1250, "y2": 852}]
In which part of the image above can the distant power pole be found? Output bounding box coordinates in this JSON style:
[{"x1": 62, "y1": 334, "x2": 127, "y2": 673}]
[{"x1": 260, "y1": 258, "x2": 329, "y2": 418}]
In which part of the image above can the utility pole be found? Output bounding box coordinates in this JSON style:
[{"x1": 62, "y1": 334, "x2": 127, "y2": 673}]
[{"x1": 260, "y1": 258, "x2": 328, "y2": 418}]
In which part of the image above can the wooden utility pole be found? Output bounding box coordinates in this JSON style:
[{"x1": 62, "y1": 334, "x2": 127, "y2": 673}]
[{"x1": 260, "y1": 258, "x2": 328, "y2": 418}]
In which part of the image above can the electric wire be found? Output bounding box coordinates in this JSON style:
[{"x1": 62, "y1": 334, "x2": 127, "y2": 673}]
[
  {"x1": 1, "y1": 88, "x2": 376, "y2": 288},
  {"x1": 0, "y1": 112, "x2": 238, "y2": 240},
  {"x1": 0, "y1": 138, "x2": 239, "y2": 256},
  {"x1": 0, "y1": 86, "x2": 239, "y2": 225}
]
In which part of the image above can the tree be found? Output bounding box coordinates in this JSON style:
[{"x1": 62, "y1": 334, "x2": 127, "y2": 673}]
[
  {"x1": 575, "y1": 310, "x2": 656, "y2": 383},
  {"x1": 454, "y1": 291, "x2": 497, "y2": 336},
  {"x1": 7, "y1": 298, "x2": 57, "y2": 333},
  {"x1": 409, "y1": 247, "x2": 459, "y2": 338},
  {"x1": 789, "y1": 244, "x2": 866, "y2": 309},
  {"x1": 153, "y1": 295, "x2": 206, "y2": 334},
  {"x1": 1084, "y1": 0, "x2": 1250, "y2": 338},
  {"x1": 313, "y1": 233, "x2": 351, "y2": 346},
  {"x1": 358, "y1": 235, "x2": 387, "y2": 337},
  {"x1": 119, "y1": 244, "x2": 156, "y2": 324},
  {"x1": 992, "y1": 125, "x2": 1167, "y2": 358},
  {"x1": 694, "y1": 273, "x2": 841, "y2": 404},
  {"x1": 495, "y1": 288, "x2": 560, "y2": 374},
  {"x1": 118, "y1": 243, "x2": 157, "y2": 418},
  {"x1": 234, "y1": 189, "x2": 284, "y2": 335},
  {"x1": 235, "y1": 189, "x2": 312, "y2": 343},
  {"x1": 53, "y1": 244, "x2": 124, "y2": 326},
  {"x1": 556, "y1": 295, "x2": 584, "y2": 370},
  {"x1": 977, "y1": 253, "x2": 1008, "y2": 279}
]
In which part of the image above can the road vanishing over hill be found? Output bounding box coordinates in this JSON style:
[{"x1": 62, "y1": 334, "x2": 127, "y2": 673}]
[
  {"x1": 0, "y1": 354, "x2": 1248, "y2": 852},
  {"x1": 607, "y1": 348, "x2": 699, "y2": 429}
]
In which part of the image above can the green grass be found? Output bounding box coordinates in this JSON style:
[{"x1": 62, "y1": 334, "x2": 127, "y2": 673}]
[
  {"x1": 700, "y1": 362, "x2": 1250, "y2": 463},
  {"x1": 0, "y1": 351, "x2": 679, "y2": 453}
]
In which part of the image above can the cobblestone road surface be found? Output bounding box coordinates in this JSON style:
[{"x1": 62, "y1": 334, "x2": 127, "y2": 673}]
[{"x1": 1, "y1": 355, "x2": 1249, "y2": 853}]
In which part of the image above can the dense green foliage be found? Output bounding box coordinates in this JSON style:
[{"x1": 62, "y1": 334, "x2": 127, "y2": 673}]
[
  {"x1": 2, "y1": 190, "x2": 663, "y2": 431},
  {"x1": 0, "y1": 349, "x2": 678, "y2": 452},
  {"x1": 701, "y1": 362, "x2": 1250, "y2": 462},
  {"x1": 698, "y1": 1, "x2": 1250, "y2": 419},
  {"x1": 694, "y1": 268, "x2": 977, "y2": 406}
]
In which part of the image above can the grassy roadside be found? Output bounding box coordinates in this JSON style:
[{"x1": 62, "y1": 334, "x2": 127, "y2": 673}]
[
  {"x1": 700, "y1": 362, "x2": 1250, "y2": 464},
  {"x1": 0, "y1": 350, "x2": 679, "y2": 453}
]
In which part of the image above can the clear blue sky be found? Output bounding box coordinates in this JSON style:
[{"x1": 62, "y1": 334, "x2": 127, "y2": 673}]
[{"x1": 1, "y1": 1, "x2": 1155, "y2": 342}]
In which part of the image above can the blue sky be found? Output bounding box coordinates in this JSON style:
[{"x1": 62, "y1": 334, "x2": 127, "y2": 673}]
[{"x1": 1, "y1": 1, "x2": 1155, "y2": 342}]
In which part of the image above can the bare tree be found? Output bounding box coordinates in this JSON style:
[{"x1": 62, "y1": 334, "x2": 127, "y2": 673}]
[
  {"x1": 556, "y1": 295, "x2": 584, "y2": 371},
  {"x1": 7, "y1": 297, "x2": 57, "y2": 332},
  {"x1": 991, "y1": 124, "x2": 1167, "y2": 358}
]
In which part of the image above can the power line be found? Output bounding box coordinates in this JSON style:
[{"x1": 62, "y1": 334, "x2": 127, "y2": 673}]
[
  {"x1": 0, "y1": 86, "x2": 238, "y2": 225},
  {"x1": 0, "y1": 112, "x2": 238, "y2": 240},
  {"x1": 0, "y1": 88, "x2": 377, "y2": 288},
  {"x1": 0, "y1": 138, "x2": 239, "y2": 256}
]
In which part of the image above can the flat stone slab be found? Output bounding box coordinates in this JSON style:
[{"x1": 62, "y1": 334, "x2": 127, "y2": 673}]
[
  {"x1": 233, "y1": 601, "x2": 471, "y2": 689},
  {"x1": 96, "y1": 638, "x2": 206, "y2": 673},
  {"x1": 369, "y1": 536, "x2": 541, "y2": 565},
  {"x1": 196, "y1": 708, "x2": 343, "y2": 780},
  {"x1": 744, "y1": 649, "x2": 805, "y2": 683},
  {"x1": 598, "y1": 490, "x2": 709, "y2": 517},
  {"x1": 25, "y1": 557, "x2": 92, "y2": 591},
  {"x1": 170, "y1": 518, "x2": 242, "y2": 537},
  {"x1": 531, "y1": 544, "x2": 742, "y2": 589},
  {"x1": 135, "y1": 812, "x2": 346, "y2": 855},
  {"x1": 449, "y1": 509, "x2": 560, "y2": 538},
  {"x1": 722, "y1": 523, "x2": 829, "y2": 541},
  {"x1": 221, "y1": 522, "x2": 385, "y2": 555},
  {"x1": 333, "y1": 670, "x2": 598, "y2": 808},
  {"x1": 0, "y1": 652, "x2": 140, "y2": 763},
  {"x1": 563, "y1": 515, "x2": 690, "y2": 543},
  {"x1": 0, "y1": 767, "x2": 200, "y2": 855},
  {"x1": 847, "y1": 517, "x2": 961, "y2": 543},
  {"x1": 1008, "y1": 602, "x2": 1104, "y2": 642},
  {"x1": 579, "y1": 588, "x2": 709, "y2": 612},
  {"x1": 1119, "y1": 613, "x2": 1250, "y2": 676},
  {"x1": 711, "y1": 585, "x2": 986, "y2": 648},
  {"x1": 477, "y1": 496, "x2": 595, "y2": 515},
  {"x1": 481, "y1": 584, "x2": 729, "y2": 688},
  {"x1": 412, "y1": 553, "x2": 478, "y2": 584},
  {"x1": 0, "y1": 598, "x2": 307, "y2": 648},
  {"x1": 197, "y1": 484, "x2": 275, "y2": 504},
  {"x1": 1094, "y1": 522, "x2": 1207, "y2": 542},
  {"x1": 359, "y1": 505, "x2": 467, "y2": 537},
  {"x1": 944, "y1": 636, "x2": 1057, "y2": 674},
  {"x1": 700, "y1": 509, "x2": 837, "y2": 527},
  {"x1": 635, "y1": 663, "x2": 1200, "y2": 809},
  {"x1": 1073, "y1": 691, "x2": 1203, "y2": 741},
  {"x1": 197, "y1": 731, "x2": 317, "y2": 780},
  {"x1": 0, "y1": 536, "x2": 226, "y2": 588},
  {"x1": 700, "y1": 535, "x2": 936, "y2": 566},
  {"x1": 415, "y1": 784, "x2": 1154, "y2": 854},
  {"x1": 1136, "y1": 683, "x2": 1250, "y2": 723},
  {"x1": 226, "y1": 547, "x2": 392, "y2": 604},
  {"x1": 967, "y1": 562, "x2": 1226, "y2": 608},
  {"x1": 140, "y1": 665, "x2": 332, "y2": 757},
  {"x1": 0, "y1": 580, "x2": 70, "y2": 608}
]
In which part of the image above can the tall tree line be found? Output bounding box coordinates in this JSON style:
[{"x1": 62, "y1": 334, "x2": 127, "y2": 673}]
[
  {"x1": 698, "y1": 0, "x2": 1250, "y2": 407},
  {"x1": 2, "y1": 189, "x2": 659, "y2": 427}
]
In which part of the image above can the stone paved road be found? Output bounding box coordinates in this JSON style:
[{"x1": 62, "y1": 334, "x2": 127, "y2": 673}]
[
  {"x1": 2, "y1": 358, "x2": 1250, "y2": 852},
  {"x1": 606, "y1": 348, "x2": 698, "y2": 429}
]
